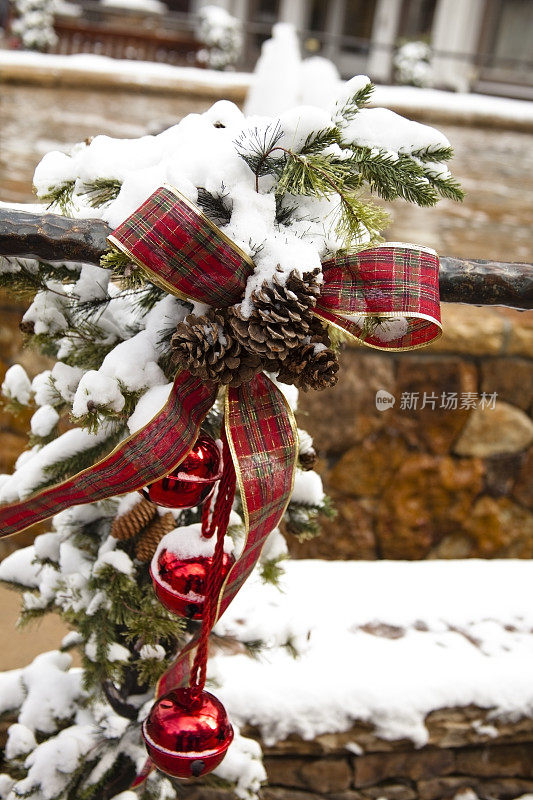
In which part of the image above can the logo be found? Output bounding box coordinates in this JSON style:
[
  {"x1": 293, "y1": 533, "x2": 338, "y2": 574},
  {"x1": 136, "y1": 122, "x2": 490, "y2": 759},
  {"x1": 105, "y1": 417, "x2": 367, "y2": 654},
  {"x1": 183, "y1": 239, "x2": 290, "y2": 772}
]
[{"x1": 375, "y1": 389, "x2": 395, "y2": 411}]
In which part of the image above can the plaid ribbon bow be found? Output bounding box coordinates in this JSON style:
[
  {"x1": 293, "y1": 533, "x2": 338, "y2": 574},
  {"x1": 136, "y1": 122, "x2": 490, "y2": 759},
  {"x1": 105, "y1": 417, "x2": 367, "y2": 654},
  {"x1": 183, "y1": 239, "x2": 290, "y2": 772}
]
[{"x1": 0, "y1": 185, "x2": 440, "y2": 756}]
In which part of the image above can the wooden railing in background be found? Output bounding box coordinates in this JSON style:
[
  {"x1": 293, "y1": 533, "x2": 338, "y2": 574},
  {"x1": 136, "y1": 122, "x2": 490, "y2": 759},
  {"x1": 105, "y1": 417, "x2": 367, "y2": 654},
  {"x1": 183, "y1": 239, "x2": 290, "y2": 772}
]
[{"x1": 52, "y1": 17, "x2": 202, "y2": 66}]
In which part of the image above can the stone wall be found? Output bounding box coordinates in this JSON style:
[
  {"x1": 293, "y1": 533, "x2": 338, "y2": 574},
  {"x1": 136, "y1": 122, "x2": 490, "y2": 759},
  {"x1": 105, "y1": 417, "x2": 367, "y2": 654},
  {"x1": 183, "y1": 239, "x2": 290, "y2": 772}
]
[
  {"x1": 292, "y1": 303, "x2": 533, "y2": 561},
  {"x1": 180, "y1": 708, "x2": 533, "y2": 800}
]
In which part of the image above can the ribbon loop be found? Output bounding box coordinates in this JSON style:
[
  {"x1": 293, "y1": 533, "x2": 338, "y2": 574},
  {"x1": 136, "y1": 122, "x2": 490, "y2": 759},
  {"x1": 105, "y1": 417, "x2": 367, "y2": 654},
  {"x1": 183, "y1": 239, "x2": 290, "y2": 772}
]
[
  {"x1": 108, "y1": 184, "x2": 254, "y2": 307},
  {"x1": 317, "y1": 244, "x2": 441, "y2": 350}
]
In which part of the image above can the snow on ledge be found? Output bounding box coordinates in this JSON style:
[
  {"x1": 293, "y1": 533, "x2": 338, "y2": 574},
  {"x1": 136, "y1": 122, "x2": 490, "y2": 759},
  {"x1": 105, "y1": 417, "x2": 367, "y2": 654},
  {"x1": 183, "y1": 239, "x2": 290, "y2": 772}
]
[
  {"x1": 0, "y1": 51, "x2": 531, "y2": 128},
  {"x1": 0, "y1": 50, "x2": 252, "y2": 92},
  {"x1": 372, "y1": 84, "x2": 533, "y2": 127},
  {"x1": 211, "y1": 559, "x2": 533, "y2": 749}
]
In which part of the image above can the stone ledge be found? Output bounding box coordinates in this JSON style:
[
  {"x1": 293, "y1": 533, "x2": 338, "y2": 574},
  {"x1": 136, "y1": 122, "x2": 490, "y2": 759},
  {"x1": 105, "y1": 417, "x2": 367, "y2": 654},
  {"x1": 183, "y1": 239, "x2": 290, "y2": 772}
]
[
  {"x1": 247, "y1": 707, "x2": 533, "y2": 757},
  {"x1": 178, "y1": 706, "x2": 533, "y2": 799}
]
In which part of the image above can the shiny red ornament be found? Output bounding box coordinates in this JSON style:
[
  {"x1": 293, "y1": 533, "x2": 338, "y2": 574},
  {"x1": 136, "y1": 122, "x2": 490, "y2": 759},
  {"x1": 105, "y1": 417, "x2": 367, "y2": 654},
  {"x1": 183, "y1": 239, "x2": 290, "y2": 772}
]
[
  {"x1": 142, "y1": 687, "x2": 234, "y2": 778},
  {"x1": 142, "y1": 434, "x2": 222, "y2": 509},
  {"x1": 151, "y1": 546, "x2": 235, "y2": 619}
]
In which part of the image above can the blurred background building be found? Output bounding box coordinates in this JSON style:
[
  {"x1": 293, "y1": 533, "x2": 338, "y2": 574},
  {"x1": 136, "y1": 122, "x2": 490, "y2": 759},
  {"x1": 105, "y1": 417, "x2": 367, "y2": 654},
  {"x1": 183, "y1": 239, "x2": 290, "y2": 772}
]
[{"x1": 4, "y1": 0, "x2": 531, "y2": 98}]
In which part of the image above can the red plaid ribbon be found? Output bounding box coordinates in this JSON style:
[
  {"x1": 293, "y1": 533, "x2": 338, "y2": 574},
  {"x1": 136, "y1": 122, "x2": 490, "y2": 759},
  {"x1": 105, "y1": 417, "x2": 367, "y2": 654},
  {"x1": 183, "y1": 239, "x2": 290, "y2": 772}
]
[
  {"x1": 155, "y1": 373, "x2": 297, "y2": 698},
  {"x1": 108, "y1": 184, "x2": 254, "y2": 307},
  {"x1": 316, "y1": 246, "x2": 441, "y2": 350},
  {"x1": 0, "y1": 373, "x2": 217, "y2": 537}
]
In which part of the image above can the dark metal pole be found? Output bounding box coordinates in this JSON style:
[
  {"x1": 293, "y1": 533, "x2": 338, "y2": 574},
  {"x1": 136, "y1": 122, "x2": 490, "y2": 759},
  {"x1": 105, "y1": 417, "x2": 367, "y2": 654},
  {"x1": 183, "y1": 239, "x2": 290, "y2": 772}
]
[{"x1": 1, "y1": 208, "x2": 532, "y2": 310}]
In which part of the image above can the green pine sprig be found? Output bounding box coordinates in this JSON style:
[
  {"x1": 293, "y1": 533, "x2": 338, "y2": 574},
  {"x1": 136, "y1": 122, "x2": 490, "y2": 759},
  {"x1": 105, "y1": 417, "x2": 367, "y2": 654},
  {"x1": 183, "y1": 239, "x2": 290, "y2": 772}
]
[
  {"x1": 37, "y1": 179, "x2": 76, "y2": 214},
  {"x1": 79, "y1": 178, "x2": 122, "y2": 208}
]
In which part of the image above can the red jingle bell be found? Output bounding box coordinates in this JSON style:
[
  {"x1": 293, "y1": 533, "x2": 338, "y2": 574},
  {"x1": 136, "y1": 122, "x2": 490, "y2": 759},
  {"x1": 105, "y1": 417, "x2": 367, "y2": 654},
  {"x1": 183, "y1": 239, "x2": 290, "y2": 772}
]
[
  {"x1": 142, "y1": 687, "x2": 234, "y2": 778},
  {"x1": 150, "y1": 524, "x2": 235, "y2": 619},
  {"x1": 142, "y1": 434, "x2": 222, "y2": 509}
]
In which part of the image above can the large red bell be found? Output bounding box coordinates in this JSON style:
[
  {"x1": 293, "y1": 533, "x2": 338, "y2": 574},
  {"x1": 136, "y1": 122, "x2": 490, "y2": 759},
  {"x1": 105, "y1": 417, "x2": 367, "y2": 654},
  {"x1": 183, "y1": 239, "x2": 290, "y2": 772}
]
[
  {"x1": 150, "y1": 524, "x2": 235, "y2": 619},
  {"x1": 142, "y1": 687, "x2": 234, "y2": 778},
  {"x1": 142, "y1": 434, "x2": 222, "y2": 509}
]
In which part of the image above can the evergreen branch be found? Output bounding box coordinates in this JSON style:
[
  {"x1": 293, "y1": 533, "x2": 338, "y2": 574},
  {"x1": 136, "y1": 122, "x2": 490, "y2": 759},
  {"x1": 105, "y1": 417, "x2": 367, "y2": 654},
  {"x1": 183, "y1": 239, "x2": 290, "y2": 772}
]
[
  {"x1": 37, "y1": 180, "x2": 76, "y2": 215},
  {"x1": 100, "y1": 249, "x2": 146, "y2": 289},
  {"x1": 299, "y1": 127, "x2": 340, "y2": 155},
  {"x1": 72, "y1": 387, "x2": 141, "y2": 434},
  {"x1": 410, "y1": 144, "x2": 454, "y2": 162},
  {"x1": 197, "y1": 186, "x2": 232, "y2": 225},
  {"x1": 234, "y1": 122, "x2": 284, "y2": 189},
  {"x1": 424, "y1": 172, "x2": 465, "y2": 202},
  {"x1": 334, "y1": 81, "x2": 374, "y2": 124},
  {"x1": 0, "y1": 260, "x2": 45, "y2": 298},
  {"x1": 79, "y1": 178, "x2": 122, "y2": 208},
  {"x1": 284, "y1": 494, "x2": 335, "y2": 541},
  {"x1": 62, "y1": 337, "x2": 117, "y2": 371},
  {"x1": 35, "y1": 425, "x2": 126, "y2": 490},
  {"x1": 350, "y1": 146, "x2": 440, "y2": 205},
  {"x1": 23, "y1": 331, "x2": 60, "y2": 359},
  {"x1": 260, "y1": 554, "x2": 287, "y2": 586}
]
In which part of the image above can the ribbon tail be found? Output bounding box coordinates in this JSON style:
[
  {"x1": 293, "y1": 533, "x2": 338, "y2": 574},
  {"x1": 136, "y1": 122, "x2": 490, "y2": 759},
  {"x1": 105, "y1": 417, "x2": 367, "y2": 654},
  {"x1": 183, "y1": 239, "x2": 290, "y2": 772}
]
[
  {"x1": 130, "y1": 758, "x2": 155, "y2": 788},
  {"x1": 154, "y1": 372, "x2": 298, "y2": 697},
  {"x1": 0, "y1": 372, "x2": 217, "y2": 538}
]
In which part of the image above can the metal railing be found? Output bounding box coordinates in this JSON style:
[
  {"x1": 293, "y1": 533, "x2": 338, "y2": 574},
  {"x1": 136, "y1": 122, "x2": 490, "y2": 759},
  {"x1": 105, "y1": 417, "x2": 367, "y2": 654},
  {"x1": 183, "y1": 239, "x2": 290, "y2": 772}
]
[{"x1": 0, "y1": 208, "x2": 531, "y2": 310}]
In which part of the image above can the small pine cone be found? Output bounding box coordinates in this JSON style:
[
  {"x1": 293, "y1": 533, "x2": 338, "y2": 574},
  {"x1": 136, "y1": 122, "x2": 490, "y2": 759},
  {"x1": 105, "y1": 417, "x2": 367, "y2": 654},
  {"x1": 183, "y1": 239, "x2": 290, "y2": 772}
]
[
  {"x1": 171, "y1": 311, "x2": 262, "y2": 387},
  {"x1": 277, "y1": 343, "x2": 340, "y2": 392},
  {"x1": 111, "y1": 498, "x2": 156, "y2": 540},
  {"x1": 302, "y1": 346, "x2": 340, "y2": 391},
  {"x1": 19, "y1": 320, "x2": 35, "y2": 335},
  {"x1": 135, "y1": 512, "x2": 176, "y2": 562},
  {"x1": 299, "y1": 448, "x2": 318, "y2": 471},
  {"x1": 227, "y1": 268, "x2": 322, "y2": 362}
]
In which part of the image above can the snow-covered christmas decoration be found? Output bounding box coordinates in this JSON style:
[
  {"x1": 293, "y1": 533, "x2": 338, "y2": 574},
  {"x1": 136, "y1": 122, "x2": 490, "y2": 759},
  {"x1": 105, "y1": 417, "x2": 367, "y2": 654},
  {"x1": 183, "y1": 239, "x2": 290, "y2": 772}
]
[
  {"x1": 196, "y1": 5, "x2": 243, "y2": 71},
  {"x1": 11, "y1": 0, "x2": 58, "y2": 52},
  {"x1": 394, "y1": 40, "x2": 433, "y2": 88},
  {"x1": 0, "y1": 77, "x2": 462, "y2": 798}
]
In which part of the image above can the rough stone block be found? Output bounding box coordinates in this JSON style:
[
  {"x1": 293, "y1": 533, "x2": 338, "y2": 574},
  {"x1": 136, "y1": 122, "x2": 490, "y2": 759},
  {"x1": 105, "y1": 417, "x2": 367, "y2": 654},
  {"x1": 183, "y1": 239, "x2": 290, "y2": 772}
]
[
  {"x1": 454, "y1": 401, "x2": 533, "y2": 458},
  {"x1": 299, "y1": 758, "x2": 352, "y2": 793},
  {"x1": 264, "y1": 758, "x2": 306, "y2": 789},
  {"x1": 353, "y1": 748, "x2": 454, "y2": 787},
  {"x1": 454, "y1": 742, "x2": 533, "y2": 777},
  {"x1": 297, "y1": 351, "x2": 395, "y2": 456},
  {"x1": 392, "y1": 356, "x2": 477, "y2": 455}
]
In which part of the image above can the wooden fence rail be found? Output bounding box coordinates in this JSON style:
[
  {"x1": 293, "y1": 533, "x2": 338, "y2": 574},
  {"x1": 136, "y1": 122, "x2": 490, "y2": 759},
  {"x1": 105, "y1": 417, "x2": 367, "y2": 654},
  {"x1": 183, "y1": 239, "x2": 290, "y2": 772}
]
[
  {"x1": 52, "y1": 17, "x2": 202, "y2": 65},
  {"x1": 0, "y1": 209, "x2": 532, "y2": 310}
]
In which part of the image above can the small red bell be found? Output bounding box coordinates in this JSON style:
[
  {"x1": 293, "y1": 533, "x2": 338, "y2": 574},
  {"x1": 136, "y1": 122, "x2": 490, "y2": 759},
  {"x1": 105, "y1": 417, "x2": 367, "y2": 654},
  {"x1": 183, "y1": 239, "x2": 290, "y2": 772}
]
[
  {"x1": 150, "y1": 524, "x2": 235, "y2": 619},
  {"x1": 142, "y1": 434, "x2": 222, "y2": 509},
  {"x1": 142, "y1": 687, "x2": 233, "y2": 778}
]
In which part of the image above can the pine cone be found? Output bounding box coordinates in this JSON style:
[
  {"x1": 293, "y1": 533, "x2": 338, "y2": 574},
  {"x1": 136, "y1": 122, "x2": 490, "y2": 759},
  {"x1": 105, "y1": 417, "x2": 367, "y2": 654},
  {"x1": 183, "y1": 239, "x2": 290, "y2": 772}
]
[
  {"x1": 111, "y1": 498, "x2": 157, "y2": 540},
  {"x1": 277, "y1": 343, "x2": 340, "y2": 392},
  {"x1": 227, "y1": 268, "x2": 322, "y2": 362},
  {"x1": 299, "y1": 448, "x2": 318, "y2": 471},
  {"x1": 171, "y1": 311, "x2": 262, "y2": 387},
  {"x1": 135, "y1": 512, "x2": 176, "y2": 562}
]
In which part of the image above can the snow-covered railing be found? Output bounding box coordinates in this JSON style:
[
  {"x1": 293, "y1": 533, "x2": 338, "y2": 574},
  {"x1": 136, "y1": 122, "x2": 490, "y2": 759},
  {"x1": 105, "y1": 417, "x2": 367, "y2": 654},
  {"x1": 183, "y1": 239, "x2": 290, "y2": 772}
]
[{"x1": 0, "y1": 207, "x2": 532, "y2": 310}]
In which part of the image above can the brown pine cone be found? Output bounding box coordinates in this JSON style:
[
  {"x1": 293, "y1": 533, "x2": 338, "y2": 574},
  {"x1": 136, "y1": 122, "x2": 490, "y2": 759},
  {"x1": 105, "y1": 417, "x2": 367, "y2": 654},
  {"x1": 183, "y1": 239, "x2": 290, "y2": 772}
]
[
  {"x1": 277, "y1": 343, "x2": 340, "y2": 392},
  {"x1": 227, "y1": 268, "x2": 322, "y2": 362},
  {"x1": 111, "y1": 498, "x2": 157, "y2": 540},
  {"x1": 171, "y1": 311, "x2": 262, "y2": 387},
  {"x1": 135, "y1": 512, "x2": 176, "y2": 562},
  {"x1": 299, "y1": 448, "x2": 318, "y2": 471}
]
